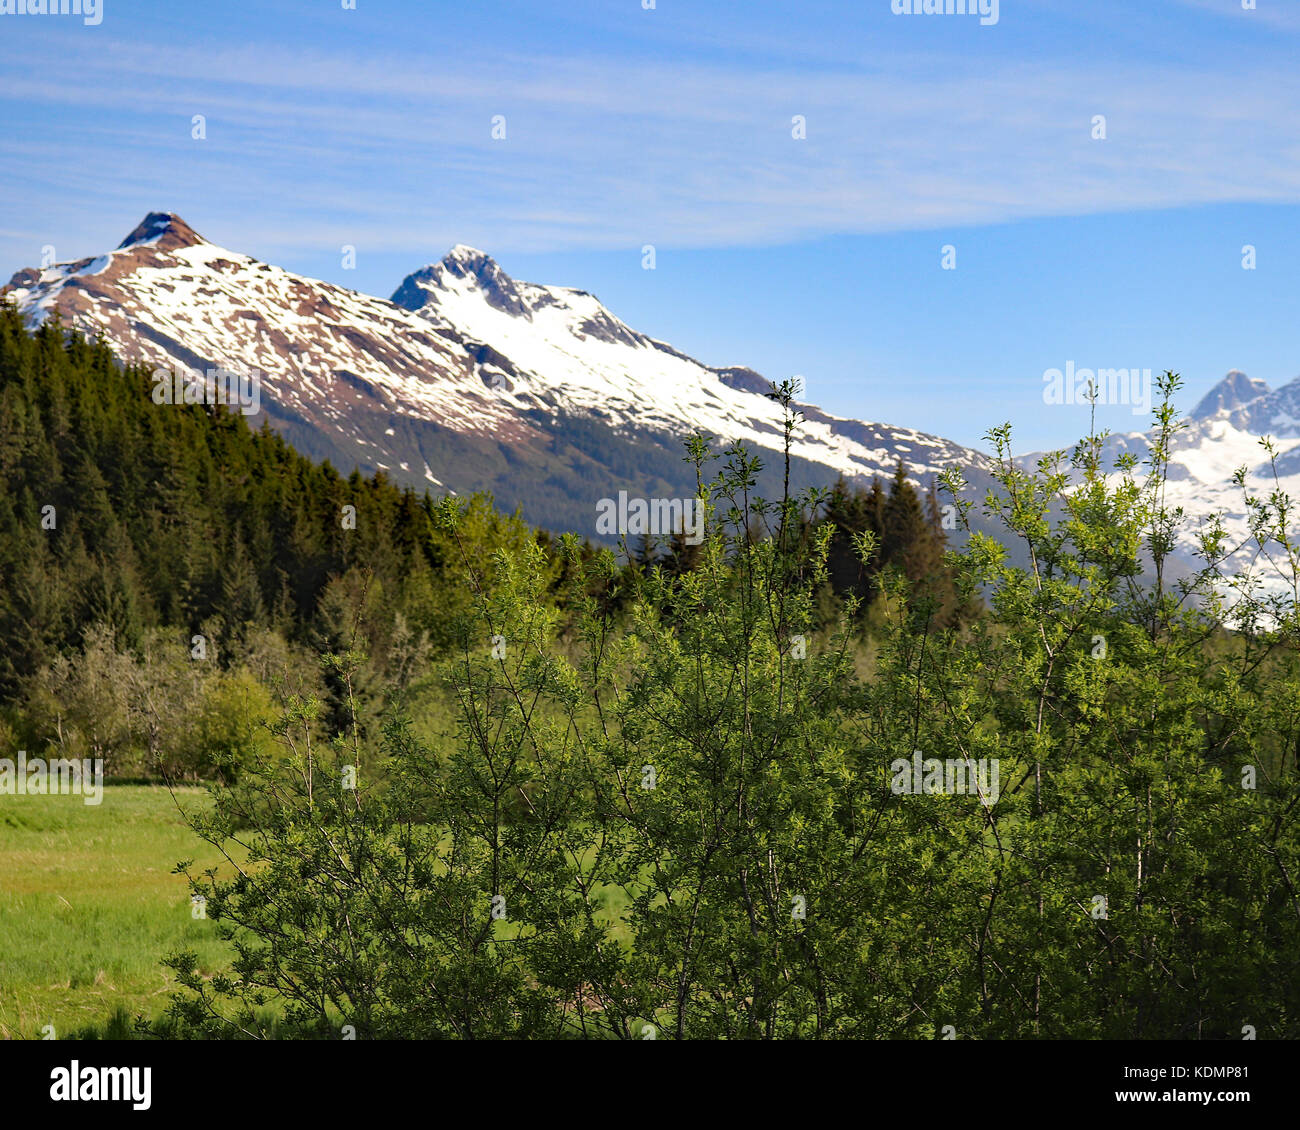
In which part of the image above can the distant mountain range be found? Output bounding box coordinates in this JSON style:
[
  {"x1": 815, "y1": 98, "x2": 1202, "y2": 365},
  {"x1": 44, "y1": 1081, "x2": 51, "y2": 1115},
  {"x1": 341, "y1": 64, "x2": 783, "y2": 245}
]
[
  {"x1": 9, "y1": 212, "x2": 1293, "y2": 587},
  {"x1": 1080, "y1": 368, "x2": 1300, "y2": 587},
  {"x1": 4, "y1": 212, "x2": 997, "y2": 541}
]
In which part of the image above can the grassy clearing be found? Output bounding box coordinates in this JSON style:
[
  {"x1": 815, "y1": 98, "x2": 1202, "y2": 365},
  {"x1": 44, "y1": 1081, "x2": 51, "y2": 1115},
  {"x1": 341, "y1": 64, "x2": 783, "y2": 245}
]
[
  {"x1": 0, "y1": 785, "x2": 232, "y2": 1039},
  {"x1": 0, "y1": 780, "x2": 646, "y2": 1039}
]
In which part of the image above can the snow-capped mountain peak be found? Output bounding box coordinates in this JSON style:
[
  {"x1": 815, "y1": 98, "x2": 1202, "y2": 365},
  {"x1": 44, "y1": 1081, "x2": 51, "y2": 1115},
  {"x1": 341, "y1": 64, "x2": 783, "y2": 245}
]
[
  {"x1": 116, "y1": 211, "x2": 205, "y2": 252},
  {"x1": 1190, "y1": 369, "x2": 1271, "y2": 421},
  {"x1": 1055, "y1": 368, "x2": 1300, "y2": 595},
  {"x1": 4, "y1": 212, "x2": 996, "y2": 537},
  {"x1": 443, "y1": 243, "x2": 493, "y2": 267},
  {"x1": 393, "y1": 244, "x2": 536, "y2": 319}
]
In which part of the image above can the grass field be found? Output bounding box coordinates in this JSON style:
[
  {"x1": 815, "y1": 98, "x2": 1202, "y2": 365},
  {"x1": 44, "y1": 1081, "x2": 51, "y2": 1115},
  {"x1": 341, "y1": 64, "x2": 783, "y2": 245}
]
[
  {"x1": 0, "y1": 785, "x2": 231, "y2": 1039},
  {"x1": 0, "y1": 780, "x2": 646, "y2": 1039}
]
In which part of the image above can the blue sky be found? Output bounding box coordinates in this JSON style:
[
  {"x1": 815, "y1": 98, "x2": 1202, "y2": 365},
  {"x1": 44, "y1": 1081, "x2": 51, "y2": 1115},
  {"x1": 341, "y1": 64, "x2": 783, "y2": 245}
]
[{"x1": 2, "y1": 0, "x2": 1298, "y2": 452}]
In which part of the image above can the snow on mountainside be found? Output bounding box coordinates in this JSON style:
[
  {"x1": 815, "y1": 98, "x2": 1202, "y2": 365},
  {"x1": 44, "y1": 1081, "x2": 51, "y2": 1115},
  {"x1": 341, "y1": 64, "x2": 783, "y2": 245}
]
[
  {"x1": 386, "y1": 241, "x2": 977, "y2": 480},
  {"x1": 1050, "y1": 369, "x2": 1300, "y2": 590},
  {"x1": 4, "y1": 212, "x2": 995, "y2": 537}
]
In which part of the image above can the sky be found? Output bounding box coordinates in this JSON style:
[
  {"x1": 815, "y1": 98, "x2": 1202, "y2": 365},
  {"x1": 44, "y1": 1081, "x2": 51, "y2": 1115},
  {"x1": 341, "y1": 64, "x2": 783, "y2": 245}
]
[{"x1": 2, "y1": 0, "x2": 1298, "y2": 453}]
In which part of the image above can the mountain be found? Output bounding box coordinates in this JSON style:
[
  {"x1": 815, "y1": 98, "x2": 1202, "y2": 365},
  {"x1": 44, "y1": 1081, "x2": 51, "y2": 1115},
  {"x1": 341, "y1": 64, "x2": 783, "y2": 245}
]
[
  {"x1": 1055, "y1": 368, "x2": 1300, "y2": 589},
  {"x1": 1189, "y1": 369, "x2": 1271, "y2": 422},
  {"x1": 4, "y1": 212, "x2": 997, "y2": 539}
]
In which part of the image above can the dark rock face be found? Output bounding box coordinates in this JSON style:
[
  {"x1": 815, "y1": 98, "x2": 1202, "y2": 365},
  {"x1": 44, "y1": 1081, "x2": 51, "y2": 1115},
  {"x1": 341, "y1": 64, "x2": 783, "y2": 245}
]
[
  {"x1": 575, "y1": 308, "x2": 644, "y2": 348},
  {"x1": 386, "y1": 272, "x2": 432, "y2": 313},
  {"x1": 715, "y1": 366, "x2": 777, "y2": 397},
  {"x1": 441, "y1": 247, "x2": 532, "y2": 318},
  {"x1": 1190, "y1": 370, "x2": 1270, "y2": 421},
  {"x1": 4, "y1": 266, "x2": 42, "y2": 291},
  {"x1": 116, "y1": 212, "x2": 206, "y2": 253},
  {"x1": 393, "y1": 247, "x2": 533, "y2": 319}
]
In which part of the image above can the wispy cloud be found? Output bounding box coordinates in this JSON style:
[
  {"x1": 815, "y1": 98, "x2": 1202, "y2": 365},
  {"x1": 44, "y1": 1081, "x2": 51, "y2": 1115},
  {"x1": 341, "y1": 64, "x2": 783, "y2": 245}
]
[{"x1": 2, "y1": 11, "x2": 1300, "y2": 270}]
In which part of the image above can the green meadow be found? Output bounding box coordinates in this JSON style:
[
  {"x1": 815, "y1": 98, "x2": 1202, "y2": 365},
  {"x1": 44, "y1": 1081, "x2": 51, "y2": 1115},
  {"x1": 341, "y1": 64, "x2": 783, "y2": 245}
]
[
  {"x1": 0, "y1": 786, "x2": 231, "y2": 1039},
  {"x1": 0, "y1": 782, "x2": 637, "y2": 1040}
]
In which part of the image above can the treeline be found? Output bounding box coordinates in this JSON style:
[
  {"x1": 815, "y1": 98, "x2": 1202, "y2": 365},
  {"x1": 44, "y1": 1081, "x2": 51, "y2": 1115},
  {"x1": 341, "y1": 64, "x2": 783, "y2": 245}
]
[
  {"x1": 0, "y1": 306, "x2": 958, "y2": 775},
  {"x1": 819, "y1": 465, "x2": 974, "y2": 625},
  {"x1": 0, "y1": 305, "x2": 539, "y2": 681},
  {"x1": 632, "y1": 463, "x2": 967, "y2": 622},
  {"x1": 0, "y1": 306, "x2": 546, "y2": 770}
]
